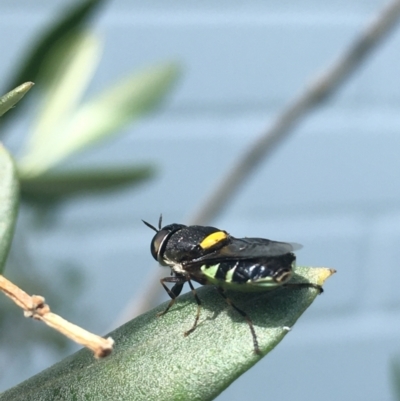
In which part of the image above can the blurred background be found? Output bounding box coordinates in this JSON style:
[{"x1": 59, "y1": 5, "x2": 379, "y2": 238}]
[{"x1": 1, "y1": 1, "x2": 400, "y2": 400}]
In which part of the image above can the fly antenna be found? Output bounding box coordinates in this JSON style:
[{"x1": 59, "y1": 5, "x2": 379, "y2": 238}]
[
  {"x1": 158, "y1": 214, "x2": 163, "y2": 229},
  {"x1": 142, "y1": 220, "x2": 158, "y2": 232}
]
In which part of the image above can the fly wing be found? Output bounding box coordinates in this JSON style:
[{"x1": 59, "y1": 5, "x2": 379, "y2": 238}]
[
  {"x1": 192, "y1": 236, "x2": 302, "y2": 264},
  {"x1": 219, "y1": 237, "x2": 302, "y2": 257}
]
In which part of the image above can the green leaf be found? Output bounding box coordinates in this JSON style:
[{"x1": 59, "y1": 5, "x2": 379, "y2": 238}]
[
  {"x1": 3, "y1": 0, "x2": 105, "y2": 95},
  {"x1": 23, "y1": 31, "x2": 101, "y2": 156},
  {"x1": 17, "y1": 62, "x2": 180, "y2": 177},
  {"x1": 0, "y1": 145, "x2": 19, "y2": 273},
  {"x1": 392, "y1": 358, "x2": 400, "y2": 401},
  {"x1": 0, "y1": 0, "x2": 105, "y2": 128},
  {"x1": 19, "y1": 164, "x2": 154, "y2": 201},
  {"x1": 0, "y1": 83, "x2": 34, "y2": 117},
  {"x1": 0, "y1": 267, "x2": 335, "y2": 401}
]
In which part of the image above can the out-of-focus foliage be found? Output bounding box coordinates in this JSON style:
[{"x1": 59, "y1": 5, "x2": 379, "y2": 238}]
[
  {"x1": 0, "y1": 0, "x2": 179, "y2": 372},
  {"x1": 0, "y1": 0, "x2": 106, "y2": 127},
  {"x1": 0, "y1": 144, "x2": 19, "y2": 273},
  {"x1": 2, "y1": 0, "x2": 179, "y2": 199},
  {"x1": 392, "y1": 358, "x2": 400, "y2": 401}
]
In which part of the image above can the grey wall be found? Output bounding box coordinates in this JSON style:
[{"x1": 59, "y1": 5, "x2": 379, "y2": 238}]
[{"x1": 1, "y1": 1, "x2": 400, "y2": 400}]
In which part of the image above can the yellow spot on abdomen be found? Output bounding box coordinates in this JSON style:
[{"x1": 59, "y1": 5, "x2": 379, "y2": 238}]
[{"x1": 200, "y1": 231, "x2": 228, "y2": 249}]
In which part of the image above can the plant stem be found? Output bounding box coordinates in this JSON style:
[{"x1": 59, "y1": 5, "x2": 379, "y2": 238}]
[{"x1": 0, "y1": 275, "x2": 113, "y2": 358}]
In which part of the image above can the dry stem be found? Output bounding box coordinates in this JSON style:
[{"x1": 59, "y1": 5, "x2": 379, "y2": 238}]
[{"x1": 0, "y1": 275, "x2": 113, "y2": 358}]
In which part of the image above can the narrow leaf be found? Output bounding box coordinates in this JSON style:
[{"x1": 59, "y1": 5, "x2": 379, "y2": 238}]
[
  {"x1": 0, "y1": 267, "x2": 335, "y2": 401},
  {"x1": 23, "y1": 31, "x2": 101, "y2": 155},
  {"x1": 392, "y1": 358, "x2": 400, "y2": 401},
  {"x1": 4, "y1": 0, "x2": 105, "y2": 94},
  {"x1": 0, "y1": 83, "x2": 34, "y2": 117},
  {"x1": 0, "y1": 145, "x2": 19, "y2": 273},
  {"x1": 17, "y1": 63, "x2": 180, "y2": 177},
  {"x1": 0, "y1": 0, "x2": 105, "y2": 127},
  {"x1": 19, "y1": 165, "x2": 154, "y2": 201}
]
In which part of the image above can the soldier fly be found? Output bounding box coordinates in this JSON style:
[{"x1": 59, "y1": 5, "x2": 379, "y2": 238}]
[{"x1": 143, "y1": 216, "x2": 322, "y2": 354}]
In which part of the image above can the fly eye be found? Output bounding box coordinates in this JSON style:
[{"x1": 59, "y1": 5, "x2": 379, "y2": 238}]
[{"x1": 150, "y1": 229, "x2": 171, "y2": 263}]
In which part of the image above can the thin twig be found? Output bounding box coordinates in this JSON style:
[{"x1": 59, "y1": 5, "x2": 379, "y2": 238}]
[
  {"x1": 0, "y1": 275, "x2": 114, "y2": 358},
  {"x1": 190, "y1": 0, "x2": 400, "y2": 224},
  {"x1": 114, "y1": 0, "x2": 400, "y2": 325}
]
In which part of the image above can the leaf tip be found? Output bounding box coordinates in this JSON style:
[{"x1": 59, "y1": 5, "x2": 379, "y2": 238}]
[
  {"x1": 316, "y1": 267, "x2": 336, "y2": 286},
  {"x1": 17, "y1": 82, "x2": 35, "y2": 92}
]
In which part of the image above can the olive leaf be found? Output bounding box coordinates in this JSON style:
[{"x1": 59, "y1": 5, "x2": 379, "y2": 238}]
[
  {"x1": 392, "y1": 358, "x2": 400, "y2": 401},
  {"x1": 0, "y1": 83, "x2": 34, "y2": 118},
  {"x1": 22, "y1": 30, "x2": 101, "y2": 157},
  {"x1": 17, "y1": 62, "x2": 179, "y2": 178},
  {"x1": 3, "y1": 0, "x2": 105, "y2": 96},
  {"x1": 0, "y1": 267, "x2": 334, "y2": 401},
  {"x1": 19, "y1": 165, "x2": 154, "y2": 201},
  {"x1": 0, "y1": 0, "x2": 105, "y2": 129},
  {"x1": 0, "y1": 145, "x2": 19, "y2": 273}
]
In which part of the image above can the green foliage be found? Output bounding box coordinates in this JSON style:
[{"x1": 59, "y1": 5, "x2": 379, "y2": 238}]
[
  {"x1": 19, "y1": 165, "x2": 154, "y2": 201},
  {"x1": 1, "y1": 0, "x2": 180, "y2": 199},
  {"x1": 0, "y1": 145, "x2": 19, "y2": 273},
  {"x1": 17, "y1": 61, "x2": 179, "y2": 181},
  {"x1": 0, "y1": 267, "x2": 334, "y2": 401},
  {"x1": 1, "y1": 0, "x2": 105, "y2": 120},
  {"x1": 0, "y1": 0, "x2": 180, "y2": 381},
  {"x1": 392, "y1": 358, "x2": 400, "y2": 401},
  {"x1": 0, "y1": 83, "x2": 34, "y2": 118}
]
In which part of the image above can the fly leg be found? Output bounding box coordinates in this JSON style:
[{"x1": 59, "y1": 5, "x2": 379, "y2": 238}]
[
  {"x1": 183, "y1": 279, "x2": 202, "y2": 337},
  {"x1": 157, "y1": 277, "x2": 202, "y2": 338},
  {"x1": 157, "y1": 276, "x2": 186, "y2": 317},
  {"x1": 216, "y1": 287, "x2": 261, "y2": 355}
]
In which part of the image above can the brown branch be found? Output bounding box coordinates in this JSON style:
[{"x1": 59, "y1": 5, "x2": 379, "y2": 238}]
[
  {"x1": 0, "y1": 275, "x2": 114, "y2": 358},
  {"x1": 189, "y1": 0, "x2": 400, "y2": 225},
  {"x1": 114, "y1": 0, "x2": 400, "y2": 325}
]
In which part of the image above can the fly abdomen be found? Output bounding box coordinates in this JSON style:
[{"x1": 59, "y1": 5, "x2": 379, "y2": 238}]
[
  {"x1": 246, "y1": 253, "x2": 295, "y2": 284},
  {"x1": 200, "y1": 253, "x2": 295, "y2": 291}
]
